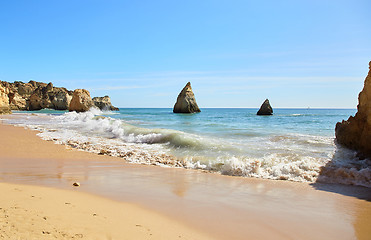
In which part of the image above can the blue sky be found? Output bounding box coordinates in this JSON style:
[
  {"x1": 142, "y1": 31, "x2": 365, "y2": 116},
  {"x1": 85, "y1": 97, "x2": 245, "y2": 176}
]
[{"x1": 0, "y1": 0, "x2": 370, "y2": 108}]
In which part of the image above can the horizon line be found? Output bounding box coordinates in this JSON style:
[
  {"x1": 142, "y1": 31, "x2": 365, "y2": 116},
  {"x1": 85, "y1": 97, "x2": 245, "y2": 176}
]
[{"x1": 114, "y1": 107, "x2": 357, "y2": 110}]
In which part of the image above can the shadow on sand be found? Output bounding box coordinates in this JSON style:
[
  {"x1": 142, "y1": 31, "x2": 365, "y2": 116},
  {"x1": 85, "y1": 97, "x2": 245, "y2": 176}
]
[{"x1": 310, "y1": 143, "x2": 371, "y2": 201}]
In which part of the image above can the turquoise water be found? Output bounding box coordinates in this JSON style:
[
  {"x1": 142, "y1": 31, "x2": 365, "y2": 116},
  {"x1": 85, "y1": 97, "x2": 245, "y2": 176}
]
[
  {"x1": 109, "y1": 108, "x2": 354, "y2": 137},
  {"x1": 23, "y1": 108, "x2": 354, "y2": 138},
  {"x1": 6, "y1": 108, "x2": 370, "y2": 186}
]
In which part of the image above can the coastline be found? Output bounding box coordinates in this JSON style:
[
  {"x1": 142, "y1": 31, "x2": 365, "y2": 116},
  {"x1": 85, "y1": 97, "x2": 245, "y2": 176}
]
[{"x1": 1, "y1": 118, "x2": 371, "y2": 239}]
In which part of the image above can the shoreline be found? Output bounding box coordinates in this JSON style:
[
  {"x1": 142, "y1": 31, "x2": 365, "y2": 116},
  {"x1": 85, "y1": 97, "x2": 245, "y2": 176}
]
[{"x1": 1, "y1": 118, "x2": 371, "y2": 239}]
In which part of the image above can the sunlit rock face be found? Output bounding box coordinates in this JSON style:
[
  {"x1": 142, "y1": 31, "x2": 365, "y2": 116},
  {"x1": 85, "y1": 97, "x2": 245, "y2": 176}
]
[
  {"x1": 0, "y1": 85, "x2": 11, "y2": 114},
  {"x1": 336, "y1": 61, "x2": 371, "y2": 159},
  {"x1": 69, "y1": 89, "x2": 95, "y2": 112},
  {"x1": 93, "y1": 96, "x2": 119, "y2": 111},
  {"x1": 0, "y1": 80, "x2": 118, "y2": 113},
  {"x1": 173, "y1": 82, "x2": 201, "y2": 114},
  {"x1": 0, "y1": 81, "x2": 73, "y2": 111}
]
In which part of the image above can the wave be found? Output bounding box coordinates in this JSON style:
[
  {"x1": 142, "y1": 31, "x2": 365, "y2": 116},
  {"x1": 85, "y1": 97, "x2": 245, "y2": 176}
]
[
  {"x1": 53, "y1": 110, "x2": 212, "y2": 150},
  {"x1": 4, "y1": 109, "x2": 370, "y2": 188}
]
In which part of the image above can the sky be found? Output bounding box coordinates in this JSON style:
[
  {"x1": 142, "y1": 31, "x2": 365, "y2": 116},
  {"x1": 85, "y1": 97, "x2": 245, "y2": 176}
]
[{"x1": 0, "y1": 0, "x2": 370, "y2": 108}]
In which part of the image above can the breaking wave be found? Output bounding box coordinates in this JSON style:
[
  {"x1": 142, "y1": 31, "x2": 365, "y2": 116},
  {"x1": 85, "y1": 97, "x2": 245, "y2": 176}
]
[{"x1": 4, "y1": 109, "x2": 370, "y2": 187}]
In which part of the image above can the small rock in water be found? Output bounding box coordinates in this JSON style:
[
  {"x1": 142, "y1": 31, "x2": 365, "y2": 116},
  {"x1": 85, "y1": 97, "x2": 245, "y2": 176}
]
[
  {"x1": 257, "y1": 99, "x2": 273, "y2": 115},
  {"x1": 173, "y1": 82, "x2": 201, "y2": 113},
  {"x1": 73, "y1": 182, "x2": 80, "y2": 187}
]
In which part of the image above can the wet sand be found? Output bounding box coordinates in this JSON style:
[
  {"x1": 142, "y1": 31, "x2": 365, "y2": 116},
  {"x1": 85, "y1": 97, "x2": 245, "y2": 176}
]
[{"x1": 0, "y1": 121, "x2": 371, "y2": 239}]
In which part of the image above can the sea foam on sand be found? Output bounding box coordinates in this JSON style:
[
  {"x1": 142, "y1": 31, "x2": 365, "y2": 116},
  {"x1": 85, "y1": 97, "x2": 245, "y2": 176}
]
[{"x1": 4, "y1": 110, "x2": 371, "y2": 187}]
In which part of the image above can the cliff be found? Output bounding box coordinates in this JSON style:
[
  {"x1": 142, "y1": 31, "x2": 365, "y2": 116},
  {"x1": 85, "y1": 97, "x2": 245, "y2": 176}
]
[
  {"x1": 69, "y1": 89, "x2": 95, "y2": 112},
  {"x1": 0, "y1": 80, "x2": 118, "y2": 113},
  {"x1": 335, "y1": 61, "x2": 371, "y2": 159},
  {"x1": 0, "y1": 85, "x2": 11, "y2": 114},
  {"x1": 93, "y1": 96, "x2": 119, "y2": 111}
]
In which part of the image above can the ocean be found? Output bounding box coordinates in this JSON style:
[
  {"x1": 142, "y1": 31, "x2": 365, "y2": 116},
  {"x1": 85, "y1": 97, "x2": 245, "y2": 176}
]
[{"x1": 4, "y1": 108, "x2": 371, "y2": 187}]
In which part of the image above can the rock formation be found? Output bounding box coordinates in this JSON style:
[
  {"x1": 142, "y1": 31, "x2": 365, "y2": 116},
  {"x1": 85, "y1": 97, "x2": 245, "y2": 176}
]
[
  {"x1": 93, "y1": 96, "x2": 119, "y2": 111},
  {"x1": 335, "y1": 61, "x2": 371, "y2": 159},
  {"x1": 69, "y1": 89, "x2": 95, "y2": 112},
  {"x1": 0, "y1": 80, "x2": 36, "y2": 110},
  {"x1": 0, "y1": 85, "x2": 11, "y2": 114},
  {"x1": 27, "y1": 82, "x2": 73, "y2": 111},
  {"x1": 0, "y1": 80, "x2": 73, "y2": 111},
  {"x1": 173, "y1": 82, "x2": 201, "y2": 113},
  {"x1": 0, "y1": 80, "x2": 117, "y2": 113},
  {"x1": 51, "y1": 88, "x2": 73, "y2": 110},
  {"x1": 8, "y1": 92, "x2": 27, "y2": 110},
  {"x1": 257, "y1": 99, "x2": 273, "y2": 115}
]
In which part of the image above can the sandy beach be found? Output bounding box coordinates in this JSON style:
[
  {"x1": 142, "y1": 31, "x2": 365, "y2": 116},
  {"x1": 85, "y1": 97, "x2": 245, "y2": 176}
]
[
  {"x1": 1, "y1": 120, "x2": 371, "y2": 240},
  {"x1": 0, "y1": 182, "x2": 214, "y2": 240},
  {"x1": 1, "y1": 0, "x2": 370, "y2": 239}
]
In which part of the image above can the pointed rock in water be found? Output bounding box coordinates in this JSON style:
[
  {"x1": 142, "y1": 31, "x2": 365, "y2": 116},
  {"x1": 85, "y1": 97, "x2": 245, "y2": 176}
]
[
  {"x1": 69, "y1": 89, "x2": 95, "y2": 112},
  {"x1": 257, "y1": 99, "x2": 273, "y2": 115},
  {"x1": 335, "y1": 61, "x2": 371, "y2": 159},
  {"x1": 173, "y1": 82, "x2": 201, "y2": 113}
]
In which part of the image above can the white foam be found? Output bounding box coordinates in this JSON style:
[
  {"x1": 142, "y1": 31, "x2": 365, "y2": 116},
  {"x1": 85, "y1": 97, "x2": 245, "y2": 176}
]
[{"x1": 3, "y1": 111, "x2": 370, "y2": 188}]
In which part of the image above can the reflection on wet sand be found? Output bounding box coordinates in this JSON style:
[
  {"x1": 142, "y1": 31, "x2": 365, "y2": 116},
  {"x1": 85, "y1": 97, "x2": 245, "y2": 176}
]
[
  {"x1": 1, "y1": 123, "x2": 371, "y2": 240},
  {"x1": 354, "y1": 201, "x2": 371, "y2": 239}
]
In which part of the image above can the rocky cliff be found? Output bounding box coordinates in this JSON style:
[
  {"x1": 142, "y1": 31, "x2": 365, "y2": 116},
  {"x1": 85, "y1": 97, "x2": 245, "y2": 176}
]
[
  {"x1": 68, "y1": 89, "x2": 95, "y2": 112},
  {"x1": 173, "y1": 82, "x2": 201, "y2": 113},
  {"x1": 0, "y1": 80, "x2": 118, "y2": 113},
  {"x1": 92, "y1": 96, "x2": 119, "y2": 111},
  {"x1": 0, "y1": 80, "x2": 73, "y2": 111},
  {"x1": 335, "y1": 61, "x2": 371, "y2": 159},
  {"x1": 0, "y1": 85, "x2": 11, "y2": 114}
]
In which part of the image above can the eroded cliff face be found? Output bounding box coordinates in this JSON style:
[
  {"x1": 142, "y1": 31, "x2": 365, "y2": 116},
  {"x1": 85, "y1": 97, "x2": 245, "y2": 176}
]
[
  {"x1": 173, "y1": 82, "x2": 201, "y2": 113},
  {"x1": 0, "y1": 80, "x2": 118, "y2": 113},
  {"x1": 0, "y1": 81, "x2": 73, "y2": 111},
  {"x1": 69, "y1": 89, "x2": 95, "y2": 112},
  {"x1": 335, "y1": 61, "x2": 371, "y2": 159},
  {"x1": 0, "y1": 85, "x2": 11, "y2": 114},
  {"x1": 92, "y1": 96, "x2": 119, "y2": 111}
]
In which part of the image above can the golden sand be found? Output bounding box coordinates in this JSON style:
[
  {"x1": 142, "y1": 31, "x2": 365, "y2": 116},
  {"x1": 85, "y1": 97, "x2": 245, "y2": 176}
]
[
  {"x1": 0, "y1": 120, "x2": 370, "y2": 239},
  {"x1": 0, "y1": 182, "x2": 213, "y2": 240}
]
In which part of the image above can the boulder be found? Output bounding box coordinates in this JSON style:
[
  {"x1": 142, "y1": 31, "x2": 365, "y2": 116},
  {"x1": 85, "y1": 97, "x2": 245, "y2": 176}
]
[
  {"x1": 173, "y1": 82, "x2": 201, "y2": 113},
  {"x1": 69, "y1": 89, "x2": 95, "y2": 112},
  {"x1": 335, "y1": 61, "x2": 371, "y2": 159},
  {"x1": 92, "y1": 96, "x2": 119, "y2": 111},
  {"x1": 257, "y1": 99, "x2": 273, "y2": 115},
  {"x1": 0, "y1": 85, "x2": 11, "y2": 114}
]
